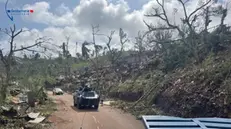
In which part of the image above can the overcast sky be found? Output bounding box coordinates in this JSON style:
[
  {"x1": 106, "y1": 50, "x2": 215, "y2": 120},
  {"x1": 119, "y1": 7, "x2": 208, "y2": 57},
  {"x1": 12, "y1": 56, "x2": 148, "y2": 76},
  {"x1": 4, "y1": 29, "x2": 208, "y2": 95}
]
[{"x1": 0, "y1": 0, "x2": 230, "y2": 57}]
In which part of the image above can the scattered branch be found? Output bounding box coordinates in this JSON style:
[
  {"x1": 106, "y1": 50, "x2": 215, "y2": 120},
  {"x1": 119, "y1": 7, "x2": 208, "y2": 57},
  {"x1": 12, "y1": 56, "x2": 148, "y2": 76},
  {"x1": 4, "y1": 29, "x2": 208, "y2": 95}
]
[{"x1": 14, "y1": 37, "x2": 52, "y2": 52}]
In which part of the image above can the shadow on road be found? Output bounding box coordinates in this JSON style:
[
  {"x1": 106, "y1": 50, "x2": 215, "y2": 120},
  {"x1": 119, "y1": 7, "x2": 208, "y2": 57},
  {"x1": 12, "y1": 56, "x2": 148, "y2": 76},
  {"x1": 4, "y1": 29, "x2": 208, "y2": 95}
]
[{"x1": 70, "y1": 106, "x2": 99, "y2": 112}]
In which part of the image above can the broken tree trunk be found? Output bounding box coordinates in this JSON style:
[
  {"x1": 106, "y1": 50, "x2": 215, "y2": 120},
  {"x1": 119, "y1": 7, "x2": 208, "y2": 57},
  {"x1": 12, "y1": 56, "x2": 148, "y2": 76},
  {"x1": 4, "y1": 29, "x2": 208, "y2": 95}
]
[
  {"x1": 28, "y1": 91, "x2": 36, "y2": 107},
  {"x1": 129, "y1": 83, "x2": 159, "y2": 109}
]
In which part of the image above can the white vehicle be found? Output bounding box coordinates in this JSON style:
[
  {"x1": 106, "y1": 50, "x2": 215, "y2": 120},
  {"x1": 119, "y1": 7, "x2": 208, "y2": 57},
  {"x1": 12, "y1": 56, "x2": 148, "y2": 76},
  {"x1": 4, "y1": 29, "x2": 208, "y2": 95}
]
[{"x1": 53, "y1": 88, "x2": 64, "y2": 95}]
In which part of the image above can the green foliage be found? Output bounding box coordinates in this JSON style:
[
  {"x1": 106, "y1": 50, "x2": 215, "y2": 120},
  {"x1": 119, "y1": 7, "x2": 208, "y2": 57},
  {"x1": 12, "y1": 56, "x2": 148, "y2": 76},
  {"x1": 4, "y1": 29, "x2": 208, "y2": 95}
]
[
  {"x1": 45, "y1": 76, "x2": 56, "y2": 84},
  {"x1": 161, "y1": 43, "x2": 190, "y2": 72},
  {"x1": 115, "y1": 78, "x2": 149, "y2": 93},
  {"x1": 72, "y1": 61, "x2": 89, "y2": 69},
  {"x1": 201, "y1": 53, "x2": 215, "y2": 68},
  {"x1": 19, "y1": 75, "x2": 56, "y2": 94}
]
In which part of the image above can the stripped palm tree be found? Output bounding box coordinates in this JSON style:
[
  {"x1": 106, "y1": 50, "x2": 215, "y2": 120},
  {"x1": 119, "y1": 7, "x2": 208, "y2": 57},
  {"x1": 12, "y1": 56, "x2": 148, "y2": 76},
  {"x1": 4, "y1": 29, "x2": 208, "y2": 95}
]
[
  {"x1": 81, "y1": 41, "x2": 90, "y2": 60},
  {"x1": 94, "y1": 44, "x2": 103, "y2": 56}
]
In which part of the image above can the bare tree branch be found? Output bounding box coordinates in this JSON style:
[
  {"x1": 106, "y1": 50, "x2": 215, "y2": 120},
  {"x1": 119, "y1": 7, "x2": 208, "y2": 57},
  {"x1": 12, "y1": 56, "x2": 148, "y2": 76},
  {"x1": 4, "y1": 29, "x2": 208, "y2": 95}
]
[
  {"x1": 145, "y1": 0, "x2": 184, "y2": 37},
  {"x1": 144, "y1": 20, "x2": 175, "y2": 32},
  {"x1": 13, "y1": 37, "x2": 52, "y2": 52},
  {"x1": 14, "y1": 29, "x2": 23, "y2": 38},
  {"x1": 0, "y1": 29, "x2": 11, "y2": 37},
  {"x1": 156, "y1": 0, "x2": 177, "y2": 29},
  {"x1": 0, "y1": 49, "x2": 7, "y2": 65},
  {"x1": 113, "y1": 28, "x2": 129, "y2": 61},
  {"x1": 188, "y1": 0, "x2": 212, "y2": 20},
  {"x1": 0, "y1": 24, "x2": 54, "y2": 100},
  {"x1": 178, "y1": 0, "x2": 188, "y2": 20},
  {"x1": 23, "y1": 48, "x2": 50, "y2": 58},
  {"x1": 184, "y1": 0, "x2": 190, "y2": 4}
]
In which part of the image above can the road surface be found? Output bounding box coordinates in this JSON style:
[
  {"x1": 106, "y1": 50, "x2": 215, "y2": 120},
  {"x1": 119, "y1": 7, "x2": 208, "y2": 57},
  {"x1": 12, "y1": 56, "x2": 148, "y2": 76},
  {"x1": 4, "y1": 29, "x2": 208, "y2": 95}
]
[{"x1": 48, "y1": 92, "x2": 145, "y2": 129}]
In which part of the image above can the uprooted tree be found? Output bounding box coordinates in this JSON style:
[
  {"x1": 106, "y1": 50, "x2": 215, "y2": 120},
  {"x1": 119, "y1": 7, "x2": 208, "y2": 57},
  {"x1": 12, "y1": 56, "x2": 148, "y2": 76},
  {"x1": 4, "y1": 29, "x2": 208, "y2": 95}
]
[{"x1": 0, "y1": 24, "x2": 52, "y2": 100}]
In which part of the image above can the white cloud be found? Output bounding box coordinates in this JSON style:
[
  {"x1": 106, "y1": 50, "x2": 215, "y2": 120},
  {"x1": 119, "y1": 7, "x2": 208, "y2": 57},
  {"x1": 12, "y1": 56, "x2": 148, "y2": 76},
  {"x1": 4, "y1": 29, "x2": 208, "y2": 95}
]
[
  {"x1": 1, "y1": 0, "x2": 231, "y2": 57},
  {"x1": 18, "y1": 0, "x2": 147, "y2": 57},
  {"x1": 22, "y1": 2, "x2": 76, "y2": 26},
  {"x1": 55, "y1": 3, "x2": 71, "y2": 15}
]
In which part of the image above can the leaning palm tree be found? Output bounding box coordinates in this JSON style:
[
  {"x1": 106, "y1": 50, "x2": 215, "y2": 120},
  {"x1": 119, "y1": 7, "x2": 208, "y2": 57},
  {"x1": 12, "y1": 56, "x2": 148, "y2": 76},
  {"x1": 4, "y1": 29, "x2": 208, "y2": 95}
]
[
  {"x1": 81, "y1": 41, "x2": 90, "y2": 60},
  {"x1": 94, "y1": 44, "x2": 103, "y2": 56}
]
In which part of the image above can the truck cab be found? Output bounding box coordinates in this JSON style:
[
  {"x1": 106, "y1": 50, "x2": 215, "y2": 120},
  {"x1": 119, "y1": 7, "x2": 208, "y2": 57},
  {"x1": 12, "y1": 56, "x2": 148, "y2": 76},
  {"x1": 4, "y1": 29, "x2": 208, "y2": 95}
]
[{"x1": 73, "y1": 86, "x2": 100, "y2": 109}]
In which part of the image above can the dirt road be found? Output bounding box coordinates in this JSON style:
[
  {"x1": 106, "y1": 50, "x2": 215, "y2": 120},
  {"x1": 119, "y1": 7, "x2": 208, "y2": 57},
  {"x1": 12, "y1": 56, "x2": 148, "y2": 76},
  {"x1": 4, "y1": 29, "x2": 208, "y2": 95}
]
[{"x1": 48, "y1": 93, "x2": 145, "y2": 129}]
